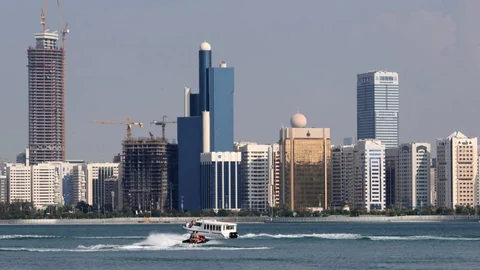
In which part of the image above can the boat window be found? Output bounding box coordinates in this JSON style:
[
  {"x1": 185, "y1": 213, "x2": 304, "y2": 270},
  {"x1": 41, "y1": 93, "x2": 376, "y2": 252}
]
[
  {"x1": 226, "y1": 225, "x2": 234, "y2": 230},
  {"x1": 195, "y1": 222, "x2": 202, "y2": 227}
]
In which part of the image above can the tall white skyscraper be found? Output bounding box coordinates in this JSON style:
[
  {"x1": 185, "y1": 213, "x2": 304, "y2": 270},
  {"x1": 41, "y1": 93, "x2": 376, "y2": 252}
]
[
  {"x1": 357, "y1": 71, "x2": 399, "y2": 149},
  {"x1": 395, "y1": 143, "x2": 431, "y2": 209},
  {"x1": 436, "y1": 132, "x2": 478, "y2": 209},
  {"x1": 353, "y1": 139, "x2": 386, "y2": 211},
  {"x1": 239, "y1": 143, "x2": 279, "y2": 211}
]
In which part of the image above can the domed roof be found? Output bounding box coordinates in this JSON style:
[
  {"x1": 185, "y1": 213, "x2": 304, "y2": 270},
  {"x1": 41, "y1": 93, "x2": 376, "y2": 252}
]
[
  {"x1": 290, "y1": 113, "x2": 307, "y2": 128},
  {"x1": 200, "y1": 41, "x2": 211, "y2": 51}
]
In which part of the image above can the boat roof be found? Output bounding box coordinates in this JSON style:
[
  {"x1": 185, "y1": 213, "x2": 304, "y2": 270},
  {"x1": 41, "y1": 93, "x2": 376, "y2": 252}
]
[{"x1": 196, "y1": 219, "x2": 237, "y2": 226}]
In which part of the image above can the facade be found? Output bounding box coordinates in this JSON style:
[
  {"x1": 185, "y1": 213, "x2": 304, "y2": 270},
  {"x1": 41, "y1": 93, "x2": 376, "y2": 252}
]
[
  {"x1": 208, "y1": 61, "x2": 234, "y2": 152},
  {"x1": 28, "y1": 31, "x2": 66, "y2": 165},
  {"x1": 122, "y1": 138, "x2": 169, "y2": 212},
  {"x1": 7, "y1": 163, "x2": 32, "y2": 204},
  {"x1": 177, "y1": 117, "x2": 202, "y2": 211},
  {"x1": 269, "y1": 144, "x2": 281, "y2": 207},
  {"x1": 166, "y1": 143, "x2": 179, "y2": 211},
  {"x1": 331, "y1": 144, "x2": 355, "y2": 209},
  {"x1": 279, "y1": 113, "x2": 331, "y2": 211},
  {"x1": 86, "y1": 163, "x2": 119, "y2": 208},
  {"x1": 200, "y1": 152, "x2": 242, "y2": 210},
  {"x1": 239, "y1": 144, "x2": 271, "y2": 211},
  {"x1": 430, "y1": 158, "x2": 437, "y2": 207},
  {"x1": 31, "y1": 163, "x2": 58, "y2": 209},
  {"x1": 436, "y1": 132, "x2": 478, "y2": 208},
  {"x1": 395, "y1": 143, "x2": 431, "y2": 209},
  {"x1": 385, "y1": 148, "x2": 398, "y2": 208},
  {"x1": 69, "y1": 164, "x2": 87, "y2": 205},
  {"x1": 0, "y1": 175, "x2": 6, "y2": 203},
  {"x1": 357, "y1": 71, "x2": 399, "y2": 149},
  {"x1": 353, "y1": 139, "x2": 386, "y2": 211}
]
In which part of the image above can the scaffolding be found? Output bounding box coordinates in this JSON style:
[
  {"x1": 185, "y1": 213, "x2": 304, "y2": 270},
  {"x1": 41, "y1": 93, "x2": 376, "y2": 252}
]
[{"x1": 121, "y1": 137, "x2": 168, "y2": 212}]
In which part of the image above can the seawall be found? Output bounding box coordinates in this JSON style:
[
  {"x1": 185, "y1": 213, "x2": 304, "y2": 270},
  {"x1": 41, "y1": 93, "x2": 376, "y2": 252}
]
[{"x1": 0, "y1": 215, "x2": 478, "y2": 225}]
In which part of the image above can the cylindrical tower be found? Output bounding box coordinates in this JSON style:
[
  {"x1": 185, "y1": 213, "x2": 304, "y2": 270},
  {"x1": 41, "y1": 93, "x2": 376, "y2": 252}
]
[
  {"x1": 202, "y1": 111, "x2": 210, "y2": 153},
  {"x1": 184, "y1": 87, "x2": 191, "y2": 117},
  {"x1": 199, "y1": 41, "x2": 212, "y2": 112}
]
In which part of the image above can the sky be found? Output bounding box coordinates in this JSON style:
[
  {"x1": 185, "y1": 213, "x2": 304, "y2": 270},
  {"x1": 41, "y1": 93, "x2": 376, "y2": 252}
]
[{"x1": 0, "y1": 0, "x2": 479, "y2": 162}]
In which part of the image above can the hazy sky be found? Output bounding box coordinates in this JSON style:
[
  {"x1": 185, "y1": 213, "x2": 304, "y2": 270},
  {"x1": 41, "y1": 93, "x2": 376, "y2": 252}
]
[{"x1": 1, "y1": 0, "x2": 479, "y2": 162}]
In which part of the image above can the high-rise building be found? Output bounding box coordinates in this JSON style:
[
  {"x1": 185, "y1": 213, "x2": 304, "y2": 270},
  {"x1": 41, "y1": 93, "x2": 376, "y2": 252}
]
[
  {"x1": 395, "y1": 143, "x2": 431, "y2": 209},
  {"x1": 69, "y1": 164, "x2": 86, "y2": 205},
  {"x1": 178, "y1": 41, "x2": 235, "y2": 211},
  {"x1": 331, "y1": 144, "x2": 355, "y2": 209},
  {"x1": 200, "y1": 152, "x2": 242, "y2": 210},
  {"x1": 7, "y1": 163, "x2": 32, "y2": 204},
  {"x1": 240, "y1": 144, "x2": 272, "y2": 211},
  {"x1": 436, "y1": 132, "x2": 478, "y2": 208},
  {"x1": 269, "y1": 144, "x2": 281, "y2": 208},
  {"x1": 86, "y1": 163, "x2": 119, "y2": 209},
  {"x1": 28, "y1": 29, "x2": 66, "y2": 165},
  {"x1": 385, "y1": 148, "x2": 398, "y2": 208},
  {"x1": 166, "y1": 143, "x2": 179, "y2": 211},
  {"x1": 208, "y1": 61, "x2": 234, "y2": 152},
  {"x1": 122, "y1": 138, "x2": 168, "y2": 212},
  {"x1": 430, "y1": 158, "x2": 437, "y2": 207},
  {"x1": 357, "y1": 71, "x2": 399, "y2": 149},
  {"x1": 31, "y1": 163, "x2": 58, "y2": 209},
  {"x1": 353, "y1": 139, "x2": 386, "y2": 211},
  {"x1": 279, "y1": 113, "x2": 331, "y2": 211}
]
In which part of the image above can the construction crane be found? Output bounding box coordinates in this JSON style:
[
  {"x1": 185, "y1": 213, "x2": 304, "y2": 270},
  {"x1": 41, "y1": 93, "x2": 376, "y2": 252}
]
[
  {"x1": 151, "y1": 115, "x2": 177, "y2": 141},
  {"x1": 93, "y1": 116, "x2": 144, "y2": 141},
  {"x1": 56, "y1": 0, "x2": 69, "y2": 50},
  {"x1": 41, "y1": 0, "x2": 48, "y2": 32}
]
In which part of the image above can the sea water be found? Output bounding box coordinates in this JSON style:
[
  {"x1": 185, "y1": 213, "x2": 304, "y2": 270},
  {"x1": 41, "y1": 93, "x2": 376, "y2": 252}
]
[{"x1": 1, "y1": 222, "x2": 480, "y2": 269}]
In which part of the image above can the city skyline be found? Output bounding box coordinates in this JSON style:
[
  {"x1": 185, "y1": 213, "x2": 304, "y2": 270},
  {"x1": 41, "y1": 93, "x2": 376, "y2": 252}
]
[{"x1": 1, "y1": 1, "x2": 480, "y2": 161}]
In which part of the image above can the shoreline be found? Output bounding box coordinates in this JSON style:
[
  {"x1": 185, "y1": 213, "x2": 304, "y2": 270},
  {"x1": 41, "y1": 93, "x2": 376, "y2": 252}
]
[{"x1": 0, "y1": 215, "x2": 478, "y2": 225}]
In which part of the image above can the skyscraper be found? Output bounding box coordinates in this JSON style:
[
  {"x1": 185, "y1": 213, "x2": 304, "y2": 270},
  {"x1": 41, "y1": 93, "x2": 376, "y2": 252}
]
[
  {"x1": 279, "y1": 113, "x2": 331, "y2": 211},
  {"x1": 357, "y1": 71, "x2": 399, "y2": 149},
  {"x1": 436, "y1": 132, "x2": 478, "y2": 209},
  {"x1": 208, "y1": 61, "x2": 234, "y2": 152},
  {"x1": 178, "y1": 41, "x2": 235, "y2": 211},
  {"x1": 28, "y1": 29, "x2": 66, "y2": 165}
]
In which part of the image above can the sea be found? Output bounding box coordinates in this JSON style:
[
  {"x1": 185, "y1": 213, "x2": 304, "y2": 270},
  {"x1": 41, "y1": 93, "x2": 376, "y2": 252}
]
[{"x1": 1, "y1": 221, "x2": 480, "y2": 270}]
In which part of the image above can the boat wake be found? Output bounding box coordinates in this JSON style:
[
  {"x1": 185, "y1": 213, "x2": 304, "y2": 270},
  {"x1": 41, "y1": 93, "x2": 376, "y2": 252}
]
[
  {"x1": 242, "y1": 233, "x2": 480, "y2": 241},
  {"x1": 0, "y1": 234, "x2": 59, "y2": 240},
  {"x1": 0, "y1": 233, "x2": 271, "y2": 252}
]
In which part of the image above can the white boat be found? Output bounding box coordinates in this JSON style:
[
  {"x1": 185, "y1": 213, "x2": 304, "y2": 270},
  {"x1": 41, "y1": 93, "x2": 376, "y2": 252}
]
[{"x1": 182, "y1": 219, "x2": 239, "y2": 239}]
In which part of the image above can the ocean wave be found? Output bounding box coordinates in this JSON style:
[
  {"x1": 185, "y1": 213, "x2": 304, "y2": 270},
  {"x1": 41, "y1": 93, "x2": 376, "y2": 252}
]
[
  {"x1": 75, "y1": 236, "x2": 145, "y2": 239},
  {"x1": 0, "y1": 233, "x2": 271, "y2": 252},
  {"x1": 0, "y1": 235, "x2": 59, "y2": 240},
  {"x1": 242, "y1": 233, "x2": 480, "y2": 241}
]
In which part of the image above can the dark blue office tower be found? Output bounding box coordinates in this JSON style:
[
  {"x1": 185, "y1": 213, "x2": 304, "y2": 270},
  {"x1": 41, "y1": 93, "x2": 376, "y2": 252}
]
[
  {"x1": 177, "y1": 116, "x2": 202, "y2": 211},
  {"x1": 208, "y1": 61, "x2": 234, "y2": 152},
  {"x1": 199, "y1": 41, "x2": 212, "y2": 112}
]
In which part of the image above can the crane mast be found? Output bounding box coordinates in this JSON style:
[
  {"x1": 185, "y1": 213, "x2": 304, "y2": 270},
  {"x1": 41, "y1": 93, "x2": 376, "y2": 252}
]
[{"x1": 151, "y1": 115, "x2": 177, "y2": 141}]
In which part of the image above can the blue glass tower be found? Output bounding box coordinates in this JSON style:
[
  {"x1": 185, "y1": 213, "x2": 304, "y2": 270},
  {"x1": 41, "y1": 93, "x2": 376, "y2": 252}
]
[
  {"x1": 199, "y1": 41, "x2": 212, "y2": 112},
  {"x1": 208, "y1": 62, "x2": 234, "y2": 152},
  {"x1": 177, "y1": 116, "x2": 202, "y2": 211}
]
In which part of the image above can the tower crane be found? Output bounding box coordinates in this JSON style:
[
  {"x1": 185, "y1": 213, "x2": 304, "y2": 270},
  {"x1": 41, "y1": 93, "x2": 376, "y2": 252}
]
[
  {"x1": 41, "y1": 0, "x2": 48, "y2": 32},
  {"x1": 56, "y1": 0, "x2": 69, "y2": 50},
  {"x1": 93, "y1": 116, "x2": 144, "y2": 141},
  {"x1": 151, "y1": 115, "x2": 177, "y2": 141}
]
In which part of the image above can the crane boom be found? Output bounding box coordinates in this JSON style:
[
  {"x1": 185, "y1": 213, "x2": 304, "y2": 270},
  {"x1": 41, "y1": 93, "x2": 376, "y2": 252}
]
[
  {"x1": 150, "y1": 115, "x2": 177, "y2": 141},
  {"x1": 93, "y1": 116, "x2": 144, "y2": 140}
]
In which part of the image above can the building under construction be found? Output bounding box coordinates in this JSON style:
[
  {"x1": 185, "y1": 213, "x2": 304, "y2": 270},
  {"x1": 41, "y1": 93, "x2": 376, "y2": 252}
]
[
  {"x1": 27, "y1": 1, "x2": 68, "y2": 165},
  {"x1": 122, "y1": 137, "x2": 170, "y2": 212}
]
